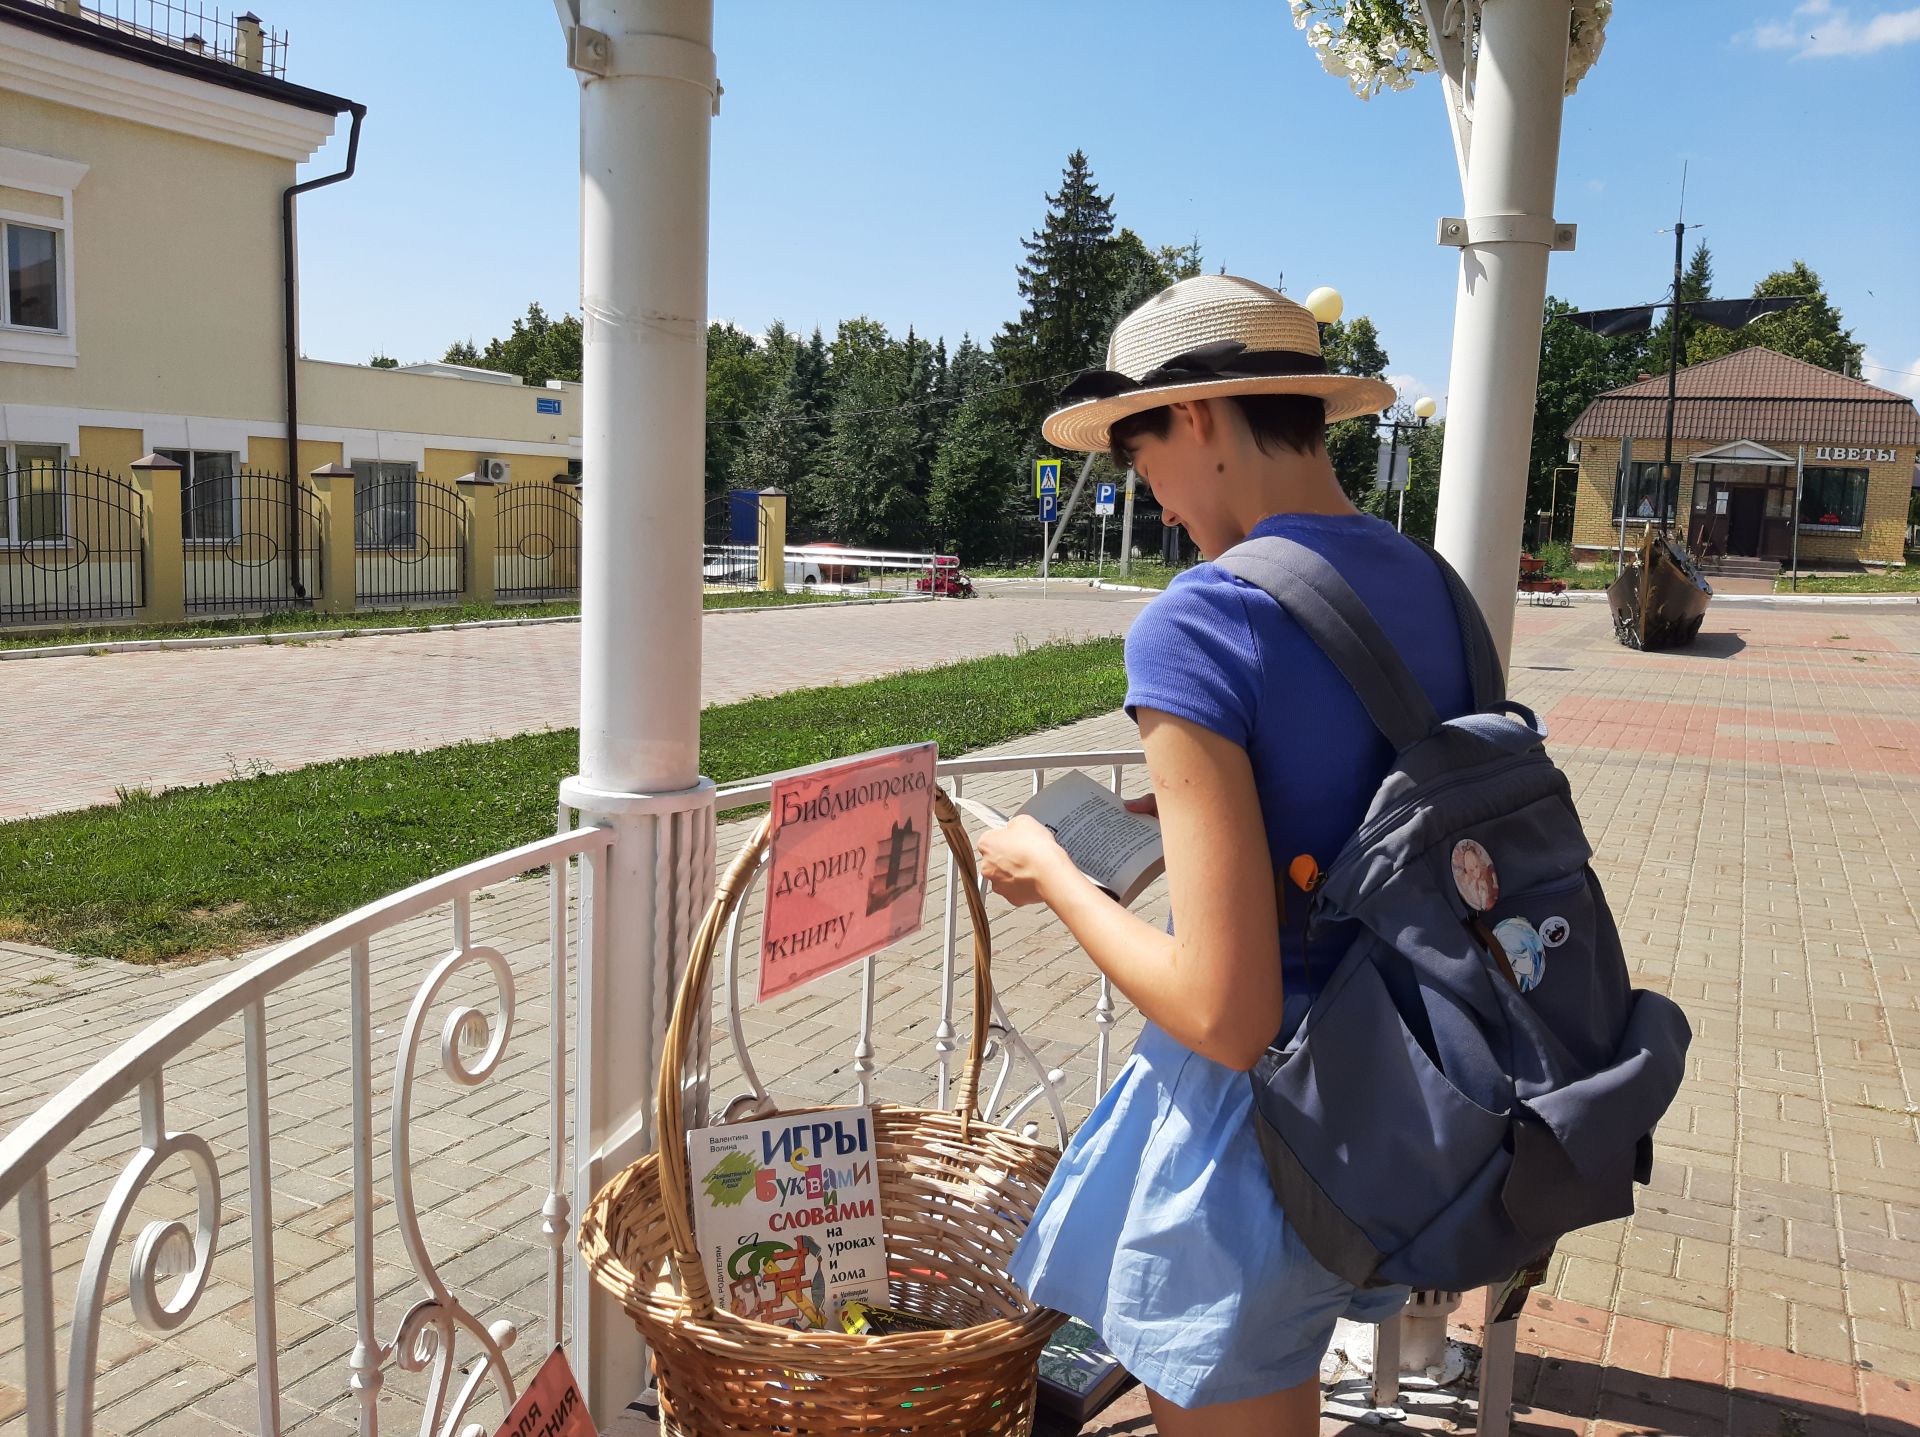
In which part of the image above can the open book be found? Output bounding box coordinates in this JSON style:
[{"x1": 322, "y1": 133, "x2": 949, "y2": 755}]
[{"x1": 955, "y1": 770, "x2": 1165, "y2": 908}]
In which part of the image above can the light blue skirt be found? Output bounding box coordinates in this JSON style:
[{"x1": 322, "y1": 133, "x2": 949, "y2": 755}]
[{"x1": 1008, "y1": 1015, "x2": 1407, "y2": 1409}]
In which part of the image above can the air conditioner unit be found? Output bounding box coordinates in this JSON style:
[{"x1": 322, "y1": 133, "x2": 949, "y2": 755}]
[{"x1": 476, "y1": 456, "x2": 511, "y2": 484}]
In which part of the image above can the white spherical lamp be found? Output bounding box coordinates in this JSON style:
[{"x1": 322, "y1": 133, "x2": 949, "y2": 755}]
[
  {"x1": 1413, "y1": 396, "x2": 1438, "y2": 420},
  {"x1": 1303, "y1": 286, "x2": 1344, "y2": 325}
]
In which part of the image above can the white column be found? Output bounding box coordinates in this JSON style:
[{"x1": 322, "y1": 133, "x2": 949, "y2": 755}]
[
  {"x1": 558, "y1": 0, "x2": 718, "y2": 1423},
  {"x1": 1429, "y1": 0, "x2": 1572, "y2": 667}
]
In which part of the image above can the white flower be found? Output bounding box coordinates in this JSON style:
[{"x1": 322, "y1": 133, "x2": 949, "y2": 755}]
[{"x1": 1292, "y1": 0, "x2": 1611, "y2": 99}]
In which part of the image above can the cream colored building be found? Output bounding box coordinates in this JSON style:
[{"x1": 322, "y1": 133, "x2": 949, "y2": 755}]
[
  {"x1": 0, "y1": 0, "x2": 582, "y2": 623},
  {"x1": 1566, "y1": 349, "x2": 1920, "y2": 572}
]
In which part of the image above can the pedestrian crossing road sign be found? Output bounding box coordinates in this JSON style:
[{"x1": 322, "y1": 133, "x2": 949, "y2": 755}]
[
  {"x1": 1035, "y1": 457, "x2": 1061, "y2": 497},
  {"x1": 1094, "y1": 482, "x2": 1117, "y2": 516},
  {"x1": 1039, "y1": 493, "x2": 1057, "y2": 522}
]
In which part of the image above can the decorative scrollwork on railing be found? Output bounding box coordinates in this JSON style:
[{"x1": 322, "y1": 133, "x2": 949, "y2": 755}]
[
  {"x1": 66, "y1": 1081, "x2": 222, "y2": 1424},
  {"x1": 391, "y1": 1296, "x2": 519, "y2": 1437},
  {"x1": 387, "y1": 900, "x2": 522, "y2": 1435}
]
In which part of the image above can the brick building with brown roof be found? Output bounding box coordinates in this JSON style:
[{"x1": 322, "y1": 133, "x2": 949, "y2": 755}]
[{"x1": 1565, "y1": 348, "x2": 1920, "y2": 570}]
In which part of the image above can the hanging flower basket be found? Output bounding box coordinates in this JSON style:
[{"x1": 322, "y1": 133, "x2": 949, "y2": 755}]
[{"x1": 579, "y1": 788, "x2": 1066, "y2": 1436}]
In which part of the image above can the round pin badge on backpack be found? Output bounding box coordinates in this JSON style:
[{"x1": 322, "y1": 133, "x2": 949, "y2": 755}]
[
  {"x1": 1493, "y1": 917, "x2": 1547, "y2": 993},
  {"x1": 1451, "y1": 839, "x2": 1499, "y2": 912},
  {"x1": 1539, "y1": 916, "x2": 1571, "y2": 949}
]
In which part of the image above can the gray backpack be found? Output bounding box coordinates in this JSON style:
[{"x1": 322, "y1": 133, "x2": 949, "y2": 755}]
[{"x1": 1215, "y1": 535, "x2": 1691, "y2": 1293}]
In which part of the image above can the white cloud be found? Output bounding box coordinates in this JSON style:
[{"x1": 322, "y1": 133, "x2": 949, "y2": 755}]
[
  {"x1": 1862, "y1": 353, "x2": 1920, "y2": 406},
  {"x1": 1747, "y1": 1, "x2": 1920, "y2": 57},
  {"x1": 1385, "y1": 373, "x2": 1443, "y2": 418}
]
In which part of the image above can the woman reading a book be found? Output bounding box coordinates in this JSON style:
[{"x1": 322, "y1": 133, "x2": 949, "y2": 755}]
[{"x1": 975, "y1": 275, "x2": 1475, "y2": 1436}]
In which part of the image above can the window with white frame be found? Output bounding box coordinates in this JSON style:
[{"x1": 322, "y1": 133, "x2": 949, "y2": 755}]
[
  {"x1": 0, "y1": 148, "x2": 86, "y2": 367},
  {"x1": 2, "y1": 443, "x2": 67, "y2": 546},
  {"x1": 159, "y1": 450, "x2": 241, "y2": 542}
]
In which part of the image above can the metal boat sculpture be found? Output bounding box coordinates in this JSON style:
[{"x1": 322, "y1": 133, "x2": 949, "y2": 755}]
[{"x1": 1607, "y1": 529, "x2": 1713, "y2": 651}]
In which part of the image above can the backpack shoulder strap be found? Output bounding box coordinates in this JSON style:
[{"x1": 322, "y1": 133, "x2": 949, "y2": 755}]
[
  {"x1": 1410, "y1": 538, "x2": 1506, "y2": 708},
  {"x1": 1215, "y1": 534, "x2": 1439, "y2": 753}
]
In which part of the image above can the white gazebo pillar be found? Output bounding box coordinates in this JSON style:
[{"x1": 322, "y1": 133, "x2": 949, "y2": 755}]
[
  {"x1": 554, "y1": 0, "x2": 718, "y2": 1422},
  {"x1": 1428, "y1": 0, "x2": 1574, "y2": 667}
]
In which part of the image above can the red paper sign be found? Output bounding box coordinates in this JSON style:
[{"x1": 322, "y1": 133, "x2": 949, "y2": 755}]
[
  {"x1": 493, "y1": 1348, "x2": 597, "y2": 1437},
  {"x1": 759, "y1": 743, "x2": 937, "y2": 1001}
]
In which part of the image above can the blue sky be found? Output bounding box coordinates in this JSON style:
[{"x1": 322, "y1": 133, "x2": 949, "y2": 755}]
[{"x1": 279, "y1": 1, "x2": 1920, "y2": 413}]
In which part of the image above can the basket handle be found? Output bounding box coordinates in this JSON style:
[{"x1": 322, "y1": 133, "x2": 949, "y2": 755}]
[{"x1": 655, "y1": 785, "x2": 997, "y2": 1319}]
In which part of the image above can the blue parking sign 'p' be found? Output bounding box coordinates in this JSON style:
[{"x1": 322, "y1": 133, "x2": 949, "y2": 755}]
[
  {"x1": 1040, "y1": 493, "x2": 1057, "y2": 522},
  {"x1": 1094, "y1": 481, "x2": 1117, "y2": 515}
]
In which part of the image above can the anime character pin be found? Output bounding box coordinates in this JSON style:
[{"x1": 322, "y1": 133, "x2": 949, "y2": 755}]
[
  {"x1": 1451, "y1": 839, "x2": 1500, "y2": 912},
  {"x1": 1539, "y1": 915, "x2": 1571, "y2": 949},
  {"x1": 1492, "y1": 917, "x2": 1547, "y2": 993}
]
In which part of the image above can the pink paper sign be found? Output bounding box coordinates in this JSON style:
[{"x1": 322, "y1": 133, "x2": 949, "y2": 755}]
[
  {"x1": 492, "y1": 1347, "x2": 597, "y2": 1437},
  {"x1": 760, "y1": 743, "x2": 937, "y2": 1002}
]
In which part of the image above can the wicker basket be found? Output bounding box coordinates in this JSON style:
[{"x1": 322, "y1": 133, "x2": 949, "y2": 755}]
[{"x1": 580, "y1": 787, "x2": 1067, "y2": 1436}]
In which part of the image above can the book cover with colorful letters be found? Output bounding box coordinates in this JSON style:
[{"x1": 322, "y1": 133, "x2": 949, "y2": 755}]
[{"x1": 687, "y1": 1107, "x2": 888, "y2": 1331}]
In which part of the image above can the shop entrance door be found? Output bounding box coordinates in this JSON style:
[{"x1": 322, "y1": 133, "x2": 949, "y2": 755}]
[{"x1": 1726, "y1": 487, "x2": 1766, "y2": 556}]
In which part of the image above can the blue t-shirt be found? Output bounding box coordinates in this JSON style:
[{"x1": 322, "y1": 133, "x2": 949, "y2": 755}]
[{"x1": 1124, "y1": 512, "x2": 1474, "y2": 1000}]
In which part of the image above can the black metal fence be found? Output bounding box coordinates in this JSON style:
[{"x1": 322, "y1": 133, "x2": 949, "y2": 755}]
[
  {"x1": 182, "y1": 469, "x2": 321, "y2": 614},
  {"x1": 354, "y1": 472, "x2": 468, "y2": 608},
  {"x1": 0, "y1": 462, "x2": 145, "y2": 626},
  {"x1": 495, "y1": 479, "x2": 582, "y2": 600}
]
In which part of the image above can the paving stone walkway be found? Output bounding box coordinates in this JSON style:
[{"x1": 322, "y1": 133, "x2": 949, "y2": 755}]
[
  {"x1": 0, "y1": 583, "x2": 1142, "y2": 820},
  {"x1": 2, "y1": 599, "x2": 1918, "y2": 1435}
]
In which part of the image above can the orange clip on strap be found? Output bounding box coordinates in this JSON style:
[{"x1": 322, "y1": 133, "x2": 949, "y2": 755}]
[{"x1": 1288, "y1": 853, "x2": 1322, "y2": 893}]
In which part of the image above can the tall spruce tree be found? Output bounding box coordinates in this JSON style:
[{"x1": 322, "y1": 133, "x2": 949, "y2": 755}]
[{"x1": 997, "y1": 151, "x2": 1124, "y2": 430}]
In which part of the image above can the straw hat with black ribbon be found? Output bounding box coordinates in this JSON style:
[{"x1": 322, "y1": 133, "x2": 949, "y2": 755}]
[{"x1": 1041, "y1": 274, "x2": 1399, "y2": 454}]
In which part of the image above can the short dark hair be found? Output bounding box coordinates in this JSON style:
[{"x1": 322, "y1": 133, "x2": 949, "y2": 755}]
[{"x1": 1107, "y1": 393, "x2": 1327, "y2": 470}]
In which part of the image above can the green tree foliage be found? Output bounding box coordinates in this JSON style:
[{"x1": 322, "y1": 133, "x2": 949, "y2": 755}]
[
  {"x1": 1319, "y1": 316, "x2": 1392, "y2": 502},
  {"x1": 443, "y1": 155, "x2": 1224, "y2": 561},
  {"x1": 443, "y1": 303, "x2": 583, "y2": 387},
  {"x1": 929, "y1": 343, "x2": 1024, "y2": 562},
  {"x1": 704, "y1": 321, "x2": 774, "y2": 512},
  {"x1": 1359, "y1": 419, "x2": 1444, "y2": 542},
  {"x1": 816, "y1": 318, "x2": 925, "y2": 547},
  {"x1": 1531, "y1": 296, "x2": 1649, "y2": 534},
  {"x1": 368, "y1": 353, "x2": 398, "y2": 369},
  {"x1": 1686, "y1": 260, "x2": 1862, "y2": 376}
]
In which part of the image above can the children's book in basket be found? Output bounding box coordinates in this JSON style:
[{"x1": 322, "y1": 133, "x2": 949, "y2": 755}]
[{"x1": 687, "y1": 1105, "x2": 889, "y2": 1331}]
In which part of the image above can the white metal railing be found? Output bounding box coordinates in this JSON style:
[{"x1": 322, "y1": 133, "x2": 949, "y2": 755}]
[
  {"x1": 0, "y1": 817, "x2": 610, "y2": 1437},
  {"x1": 0, "y1": 748, "x2": 1144, "y2": 1436},
  {"x1": 701, "y1": 543, "x2": 942, "y2": 597}
]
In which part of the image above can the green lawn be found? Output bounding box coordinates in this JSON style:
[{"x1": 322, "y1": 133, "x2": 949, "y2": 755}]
[
  {"x1": 973, "y1": 560, "x2": 1186, "y2": 590},
  {"x1": 0, "y1": 635, "x2": 1126, "y2": 963},
  {"x1": 0, "y1": 589, "x2": 875, "y2": 652},
  {"x1": 1775, "y1": 566, "x2": 1920, "y2": 594}
]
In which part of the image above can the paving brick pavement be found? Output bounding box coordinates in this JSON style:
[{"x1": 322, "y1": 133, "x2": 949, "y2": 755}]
[
  {"x1": 0, "y1": 583, "x2": 1143, "y2": 821},
  {"x1": 2, "y1": 600, "x2": 1918, "y2": 1435}
]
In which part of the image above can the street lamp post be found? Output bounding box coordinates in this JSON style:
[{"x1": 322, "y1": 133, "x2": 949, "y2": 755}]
[{"x1": 1382, "y1": 396, "x2": 1440, "y2": 533}]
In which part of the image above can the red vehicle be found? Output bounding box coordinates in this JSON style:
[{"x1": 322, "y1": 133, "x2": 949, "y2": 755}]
[{"x1": 917, "y1": 556, "x2": 975, "y2": 598}]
